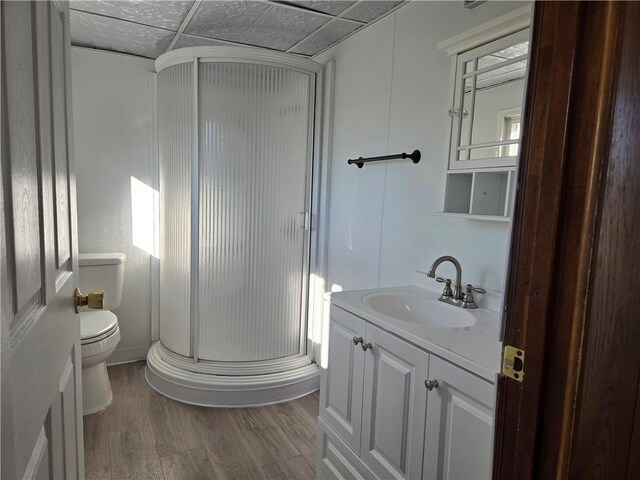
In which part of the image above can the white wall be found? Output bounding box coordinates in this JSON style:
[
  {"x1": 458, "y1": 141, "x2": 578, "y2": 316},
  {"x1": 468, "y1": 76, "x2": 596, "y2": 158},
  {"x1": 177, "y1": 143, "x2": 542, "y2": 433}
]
[
  {"x1": 315, "y1": 1, "x2": 528, "y2": 294},
  {"x1": 71, "y1": 47, "x2": 155, "y2": 364}
]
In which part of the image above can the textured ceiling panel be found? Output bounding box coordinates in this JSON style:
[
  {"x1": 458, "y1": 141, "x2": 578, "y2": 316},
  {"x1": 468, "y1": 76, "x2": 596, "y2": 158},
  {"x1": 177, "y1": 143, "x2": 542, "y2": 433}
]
[
  {"x1": 174, "y1": 34, "x2": 230, "y2": 49},
  {"x1": 71, "y1": 10, "x2": 175, "y2": 58},
  {"x1": 285, "y1": 1, "x2": 356, "y2": 16},
  {"x1": 342, "y1": 1, "x2": 402, "y2": 22},
  {"x1": 240, "y1": 5, "x2": 329, "y2": 51},
  {"x1": 70, "y1": 0, "x2": 192, "y2": 31},
  {"x1": 185, "y1": 1, "x2": 271, "y2": 42},
  {"x1": 290, "y1": 19, "x2": 360, "y2": 55},
  {"x1": 70, "y1": 0, "x2": 409, "y2": 59}
]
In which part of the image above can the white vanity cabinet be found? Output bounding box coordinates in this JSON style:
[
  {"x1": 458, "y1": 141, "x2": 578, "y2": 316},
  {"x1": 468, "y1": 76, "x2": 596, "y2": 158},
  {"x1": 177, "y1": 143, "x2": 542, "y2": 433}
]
[{"x1": 318, "y1": 304, "x2": 496, "y2": 480}]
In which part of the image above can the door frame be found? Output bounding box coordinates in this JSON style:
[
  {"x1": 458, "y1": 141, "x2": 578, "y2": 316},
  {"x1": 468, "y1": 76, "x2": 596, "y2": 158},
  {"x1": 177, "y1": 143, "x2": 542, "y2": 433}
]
[{"x1": 493, "y1": 1, "x2": 636, "y2": 477}]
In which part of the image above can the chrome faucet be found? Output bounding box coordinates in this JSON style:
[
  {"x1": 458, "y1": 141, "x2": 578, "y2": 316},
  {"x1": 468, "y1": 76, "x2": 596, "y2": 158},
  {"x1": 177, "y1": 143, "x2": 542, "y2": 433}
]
[
  {"x1": 427, "y1": 255, "x2": 463, "y2": 300},
  {"x1": 426, "y1": 255, "x2": 486, "y2": 309}
]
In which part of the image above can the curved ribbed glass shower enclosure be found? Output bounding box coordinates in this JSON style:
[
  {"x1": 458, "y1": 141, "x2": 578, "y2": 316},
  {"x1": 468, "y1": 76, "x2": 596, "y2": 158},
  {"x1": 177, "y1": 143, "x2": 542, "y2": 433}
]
[{"x1": 146, "y1": 47, "x2": 322, "y2": 406}]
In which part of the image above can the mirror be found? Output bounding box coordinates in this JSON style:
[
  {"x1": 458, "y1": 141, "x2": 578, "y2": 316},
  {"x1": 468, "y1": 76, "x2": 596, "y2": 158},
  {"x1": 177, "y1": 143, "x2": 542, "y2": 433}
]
[{"x1": 451, "y1": 29, "x2": 529, "y2": 168}]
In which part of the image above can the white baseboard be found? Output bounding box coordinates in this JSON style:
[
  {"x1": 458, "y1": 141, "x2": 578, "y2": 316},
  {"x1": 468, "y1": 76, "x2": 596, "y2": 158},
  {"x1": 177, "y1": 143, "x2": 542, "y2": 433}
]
[{"x1": 107, "y1": 346, "x2": 149, "y2": 366}]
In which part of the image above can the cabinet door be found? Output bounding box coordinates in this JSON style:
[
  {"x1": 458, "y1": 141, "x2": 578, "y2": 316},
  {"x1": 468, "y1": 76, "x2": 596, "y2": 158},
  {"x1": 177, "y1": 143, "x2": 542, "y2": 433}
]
[
  {"x1": 360, "y1": 324, "x2": 430, "y2": 480},
  {"x1": 320, "y1": 306, "x2": 367, "y2": 453},
  {"x1": 422, "y1": 356, "x2": 496, "y2": 480}
]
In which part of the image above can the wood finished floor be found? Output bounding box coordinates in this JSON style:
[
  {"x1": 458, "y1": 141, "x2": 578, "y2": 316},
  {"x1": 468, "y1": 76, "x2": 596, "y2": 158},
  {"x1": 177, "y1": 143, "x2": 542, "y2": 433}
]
[{"x1": 83, "y1": 361, "x2": 319, "y2": 480}]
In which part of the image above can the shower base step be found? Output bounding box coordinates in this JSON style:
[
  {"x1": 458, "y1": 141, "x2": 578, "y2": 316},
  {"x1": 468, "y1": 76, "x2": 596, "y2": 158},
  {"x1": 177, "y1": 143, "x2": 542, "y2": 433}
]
[{"x1": 145, "y1": 342, "x2": 319, "y2": 407}]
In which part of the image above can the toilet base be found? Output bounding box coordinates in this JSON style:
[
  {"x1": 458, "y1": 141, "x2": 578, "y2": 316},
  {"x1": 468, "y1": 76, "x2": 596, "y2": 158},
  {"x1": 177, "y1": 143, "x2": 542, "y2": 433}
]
[{"x1": 82, "y1": 362, "x2": 114, "y2": 415}]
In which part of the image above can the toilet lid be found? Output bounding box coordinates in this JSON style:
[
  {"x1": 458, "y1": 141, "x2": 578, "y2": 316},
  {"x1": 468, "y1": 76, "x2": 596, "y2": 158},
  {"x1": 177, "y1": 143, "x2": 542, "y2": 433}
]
[{"x1": 80, "y1": 310, "x2": 118, "y2": 343}]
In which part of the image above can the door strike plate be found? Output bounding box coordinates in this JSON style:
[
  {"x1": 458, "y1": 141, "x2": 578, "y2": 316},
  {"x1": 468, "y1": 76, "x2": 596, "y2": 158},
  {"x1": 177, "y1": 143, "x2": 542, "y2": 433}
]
[{"x1": 502, "y1": 345, "x2": 524, "y2": 382}]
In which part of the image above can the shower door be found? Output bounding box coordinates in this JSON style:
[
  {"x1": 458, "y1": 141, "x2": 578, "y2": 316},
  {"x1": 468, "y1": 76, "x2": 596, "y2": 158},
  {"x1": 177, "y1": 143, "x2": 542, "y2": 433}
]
[
  {"x1": 156, "y1": 48, "x2": 321, "y2": 404},
  {"x1": 196, "y1": 62, "x2": 313, "y2": 362}
]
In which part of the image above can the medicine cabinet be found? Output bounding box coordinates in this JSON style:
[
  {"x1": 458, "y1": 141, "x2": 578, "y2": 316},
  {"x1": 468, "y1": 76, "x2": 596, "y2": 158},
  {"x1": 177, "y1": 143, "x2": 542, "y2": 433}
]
[{"x1": 438, "y1": 6, "x2": 531, "y2": 221}]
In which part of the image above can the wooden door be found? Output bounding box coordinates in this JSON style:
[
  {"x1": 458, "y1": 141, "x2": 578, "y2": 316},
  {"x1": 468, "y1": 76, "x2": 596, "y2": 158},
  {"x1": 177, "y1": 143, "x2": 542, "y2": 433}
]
[
  {"x1": 1, "y1": 1, "x2": 83, "y2": 478},
  {"x1": 423, "y1": 356, "x2": 495, "y2": 480},
  {"x1": 360, "y1": 324, "x2": 429, "y2": 480},
  {"x1": 493, "y1": 1, "x2": 640, "y2": 478},
  {"x1": 320, "y1": 306, "x2": 367, "y2": 454}
]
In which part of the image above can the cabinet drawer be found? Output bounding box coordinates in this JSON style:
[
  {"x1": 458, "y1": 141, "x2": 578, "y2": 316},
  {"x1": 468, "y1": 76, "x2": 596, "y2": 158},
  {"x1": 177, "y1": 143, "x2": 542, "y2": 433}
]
[
  {"x1": 317, "y1": 419, "x2": 376, "y2": 480},
  {"x1": 320, "y1": 306, "x2": 367, "y2": 453}
]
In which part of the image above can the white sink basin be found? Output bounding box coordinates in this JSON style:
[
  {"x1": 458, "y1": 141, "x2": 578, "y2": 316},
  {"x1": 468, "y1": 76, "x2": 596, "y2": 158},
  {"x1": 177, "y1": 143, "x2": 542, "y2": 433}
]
[{"x1": 363, "y1": 292, "x2": 476, "y2": 328}]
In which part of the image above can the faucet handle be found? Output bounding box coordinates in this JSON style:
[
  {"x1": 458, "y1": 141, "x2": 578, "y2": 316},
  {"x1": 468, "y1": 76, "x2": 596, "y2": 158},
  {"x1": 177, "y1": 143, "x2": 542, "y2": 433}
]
[
  {"x1": 466, "y1": 284, "x2": 486, "y2": 294},
  {"x1": 435, "y1": 277, "x2": 453, "y2": 298},
  {"x1": 461, "y1": 284, "x2": 485, "y2": 309}
]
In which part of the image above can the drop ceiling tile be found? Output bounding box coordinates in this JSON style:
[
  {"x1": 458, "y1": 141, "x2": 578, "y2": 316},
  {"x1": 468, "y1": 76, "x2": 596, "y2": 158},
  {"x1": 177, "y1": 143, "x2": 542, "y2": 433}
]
[
  {"x1": 286, "y1": 1, "x2": 356, "y2": 16},
  {"x1": 342, "y1": 1, "x2": 403, "y2": 23},
  {"x1": 185, "y1": 1, "x2": 271, "y2": 42},
  {"x1": 69, "y1": 0, "x2": 192, "y2": 31},
  {"x1": 71, "y1": 10, "x2": 175, "y2": 58},
  {"x1": 174, "y1": 34, "x2": 229, "y2": 49},
  {"x1": 290, "y1": 18, "x2": 360, "y2": 55},
  {"x1": 240, "y1": 5, "x2": 329, "y2": 51}
]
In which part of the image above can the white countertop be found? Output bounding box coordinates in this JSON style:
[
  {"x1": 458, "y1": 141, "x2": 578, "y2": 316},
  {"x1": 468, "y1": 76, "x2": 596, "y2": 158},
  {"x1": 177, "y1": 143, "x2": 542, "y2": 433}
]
[{"x1": 329, "y1": 274, "x2": 503, "y2": 382}]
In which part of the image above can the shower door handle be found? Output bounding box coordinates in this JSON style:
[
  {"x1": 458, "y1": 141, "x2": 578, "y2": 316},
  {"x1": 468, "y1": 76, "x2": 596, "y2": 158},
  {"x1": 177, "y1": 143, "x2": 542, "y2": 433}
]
[{"x1": 298, "y1": 212, "x2": 311, "y2": 230}]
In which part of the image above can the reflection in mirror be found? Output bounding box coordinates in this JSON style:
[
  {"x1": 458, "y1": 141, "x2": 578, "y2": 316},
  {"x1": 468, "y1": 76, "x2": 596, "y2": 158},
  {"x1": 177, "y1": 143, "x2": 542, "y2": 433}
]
[
  {"x1": 453, "y1": 31, "x2": 529, "y2": 165},
  {"x1": 477, "y1": 41, "x2": 528, "y2": 69}
]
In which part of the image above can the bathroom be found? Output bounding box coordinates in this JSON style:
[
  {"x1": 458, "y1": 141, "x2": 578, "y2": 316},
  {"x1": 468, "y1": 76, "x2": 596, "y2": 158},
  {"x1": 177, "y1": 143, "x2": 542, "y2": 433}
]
[{"x1": 2, "y1": 1, "x2": 640, "y2": 479}]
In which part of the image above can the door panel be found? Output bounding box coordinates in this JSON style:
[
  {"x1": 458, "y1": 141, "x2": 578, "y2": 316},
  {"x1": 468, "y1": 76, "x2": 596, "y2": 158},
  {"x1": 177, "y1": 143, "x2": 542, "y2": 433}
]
[
  {"x1": 34, "y1": 0, "x2": 58, "y2": 301},
  {"x1": 1, "y1": 2, "x2": 83, "y2": 478},
  {"x1": 50, "y1": 0, "x2": 72, "y2": 270},
  {"x1": 60, "y1": 355, "x2": 79, "y2": 479},
  {"x1": 23, "y1": 427, "x2": 50, "y2": 479},
  {"x1": 361, "y1": 324, "x2": 429, "y2": 480},
  {"x1": 3, "y1": 0, "x2": 43, "y2": 315},
  {"x1": 423, "y1": 356, "x2": 495, "y2": 480},
  {"x1": 320, "y1": 306, "x2": 367, "y2": 454}
]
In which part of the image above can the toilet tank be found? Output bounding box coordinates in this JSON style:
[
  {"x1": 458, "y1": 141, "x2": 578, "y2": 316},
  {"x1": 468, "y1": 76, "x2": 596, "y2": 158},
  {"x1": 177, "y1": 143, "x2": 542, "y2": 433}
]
[{"x1": 79, "y1": 253, "x2": 126, "y2": 310}]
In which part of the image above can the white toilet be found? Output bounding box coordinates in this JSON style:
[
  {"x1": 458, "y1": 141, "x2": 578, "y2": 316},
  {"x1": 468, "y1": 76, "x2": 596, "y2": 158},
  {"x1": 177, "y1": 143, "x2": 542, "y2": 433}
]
[{"x1": 79, "y1": 252, "x2": 126, "y2": 415}]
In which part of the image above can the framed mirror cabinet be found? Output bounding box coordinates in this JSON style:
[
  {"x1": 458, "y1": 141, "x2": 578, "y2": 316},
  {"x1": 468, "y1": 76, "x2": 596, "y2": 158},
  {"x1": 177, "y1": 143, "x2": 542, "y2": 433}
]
[{"x1": 438, "y1": 7, "x2": 531, "y2": 221}]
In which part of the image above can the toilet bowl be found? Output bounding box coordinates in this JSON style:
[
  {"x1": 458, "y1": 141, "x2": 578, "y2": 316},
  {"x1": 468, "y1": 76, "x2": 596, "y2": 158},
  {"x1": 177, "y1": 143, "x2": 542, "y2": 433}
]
[
  {"x1": 78, "y1": 252, "x2": 126, "y2": 415},
  {"x1": 80, "y1": 310, "x2": 121, "y2": 414}
]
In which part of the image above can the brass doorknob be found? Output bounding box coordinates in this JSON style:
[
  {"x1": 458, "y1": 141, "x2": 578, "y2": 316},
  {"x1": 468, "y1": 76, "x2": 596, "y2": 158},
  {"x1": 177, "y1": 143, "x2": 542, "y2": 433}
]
[{"x1": 74, "y1": 288, "x2": 104, "y2": 313}]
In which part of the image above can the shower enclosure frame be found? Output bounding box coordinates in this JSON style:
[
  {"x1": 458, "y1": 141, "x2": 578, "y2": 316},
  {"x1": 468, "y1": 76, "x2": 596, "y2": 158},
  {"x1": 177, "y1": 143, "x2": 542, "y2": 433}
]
[{"x1": 146, "y1": 46, "x2": 329, "y2": 407}]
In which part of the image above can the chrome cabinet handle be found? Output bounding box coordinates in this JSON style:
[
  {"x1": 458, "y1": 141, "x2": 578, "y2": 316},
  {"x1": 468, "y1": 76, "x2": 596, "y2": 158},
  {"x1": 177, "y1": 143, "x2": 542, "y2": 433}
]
[
  {"x1": 424, "y1": 379, "x2": 439, "y2": 391},
  {"x1": 353, "y1": 336, "x2": 363, "y2": 346},
  {"x1": 361, "y1": 342, "x2": 373, "y2": 351}
]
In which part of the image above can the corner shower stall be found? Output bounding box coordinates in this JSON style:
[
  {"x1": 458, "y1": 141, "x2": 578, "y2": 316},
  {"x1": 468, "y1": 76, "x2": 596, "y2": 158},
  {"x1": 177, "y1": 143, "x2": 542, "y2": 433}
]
[{"x1": 146, "y1": 47, "x2": 323, "y2": 406}]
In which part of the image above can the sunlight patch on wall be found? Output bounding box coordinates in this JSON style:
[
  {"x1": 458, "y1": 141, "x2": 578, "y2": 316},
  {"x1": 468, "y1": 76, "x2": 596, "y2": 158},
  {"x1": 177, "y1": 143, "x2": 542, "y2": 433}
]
[{"x1": 131, "y1": 176, "x2": 159, "y2": 258}]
